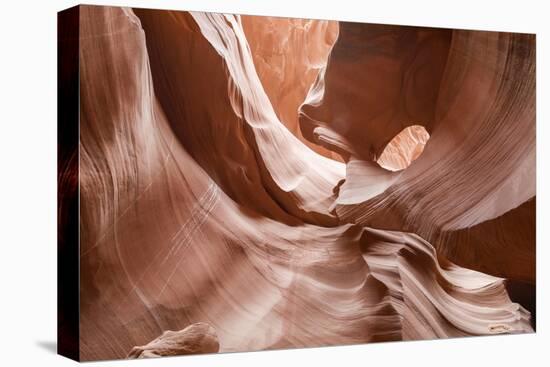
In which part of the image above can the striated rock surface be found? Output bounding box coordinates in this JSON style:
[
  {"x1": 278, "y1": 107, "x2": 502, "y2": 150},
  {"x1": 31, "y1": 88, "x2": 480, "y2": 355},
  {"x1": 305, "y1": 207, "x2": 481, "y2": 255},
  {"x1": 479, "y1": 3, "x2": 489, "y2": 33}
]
[
  {"x1": 300, "y1": 23, "x2": 536, "y2": 282},
  {"x1": 71, "y1": 5, "x2": 535, "y2": 361}
]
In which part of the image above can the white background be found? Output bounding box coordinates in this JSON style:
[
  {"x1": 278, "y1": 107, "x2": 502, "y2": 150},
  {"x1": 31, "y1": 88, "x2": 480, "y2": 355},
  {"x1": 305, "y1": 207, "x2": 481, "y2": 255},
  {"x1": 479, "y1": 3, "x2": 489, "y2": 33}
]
[{"x1": 0, "y1": 0, "x2": 547, "y2": 365}]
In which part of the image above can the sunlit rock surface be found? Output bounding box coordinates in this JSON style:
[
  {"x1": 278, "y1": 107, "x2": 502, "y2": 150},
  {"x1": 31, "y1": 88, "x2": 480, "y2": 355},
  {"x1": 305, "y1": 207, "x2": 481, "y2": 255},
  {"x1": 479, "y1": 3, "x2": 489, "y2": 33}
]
[
  {"x1": 68, "y1": 5, "x2": 535, "y2": 361},
  {"x1": 242, "y1": 16, "x2": 341, "y2": 161},
  {"x1": 377, "y1": 125, "x2": 430, "y2": 171}
]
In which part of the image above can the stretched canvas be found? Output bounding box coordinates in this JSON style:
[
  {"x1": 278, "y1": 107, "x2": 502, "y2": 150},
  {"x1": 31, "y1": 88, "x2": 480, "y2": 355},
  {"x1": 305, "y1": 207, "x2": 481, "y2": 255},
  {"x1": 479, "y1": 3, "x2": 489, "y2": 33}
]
[{"x1": 58, "y1": 4, "x2": 536, "y2": 362}]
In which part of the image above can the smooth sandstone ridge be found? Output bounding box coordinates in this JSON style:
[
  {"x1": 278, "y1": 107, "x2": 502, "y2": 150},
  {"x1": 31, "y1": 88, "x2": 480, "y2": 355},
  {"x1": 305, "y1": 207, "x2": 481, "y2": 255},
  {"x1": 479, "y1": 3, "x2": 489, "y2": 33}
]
[{"x1": 71, "y1": 6, "x2": 535, "y2": 361}]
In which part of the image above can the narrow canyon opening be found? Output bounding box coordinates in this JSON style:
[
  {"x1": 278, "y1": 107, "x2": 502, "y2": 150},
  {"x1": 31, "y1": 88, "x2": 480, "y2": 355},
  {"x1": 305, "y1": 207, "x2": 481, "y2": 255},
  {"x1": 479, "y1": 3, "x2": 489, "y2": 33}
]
[{"x1": 376, "y1": 125, "x2": 430, "y2": 171}]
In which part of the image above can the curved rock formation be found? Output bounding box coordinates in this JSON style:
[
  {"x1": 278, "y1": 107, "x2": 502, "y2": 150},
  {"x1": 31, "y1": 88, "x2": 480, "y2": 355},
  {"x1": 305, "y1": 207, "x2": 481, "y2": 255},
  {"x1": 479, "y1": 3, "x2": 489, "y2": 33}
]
[
  {"x1": 71, "y1": 5, "x2": 535, "y2": 361},
  {"x1": 300, "y1": 23, "x2": 536, "y2": 282}
]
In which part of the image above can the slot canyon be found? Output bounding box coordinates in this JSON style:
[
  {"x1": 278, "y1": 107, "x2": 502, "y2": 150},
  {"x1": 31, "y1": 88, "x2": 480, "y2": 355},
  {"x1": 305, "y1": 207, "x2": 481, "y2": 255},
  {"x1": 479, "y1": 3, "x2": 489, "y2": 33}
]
[{"x1": 58, "y1": 5, "x2": 536, "y2": 360}]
